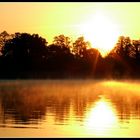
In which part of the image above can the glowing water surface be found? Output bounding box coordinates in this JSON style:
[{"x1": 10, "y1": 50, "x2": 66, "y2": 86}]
[{"x1": 0, "y1": 79, "x2": 140, "y2": 137}]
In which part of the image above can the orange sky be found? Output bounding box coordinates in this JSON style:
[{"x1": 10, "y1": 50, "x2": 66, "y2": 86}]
[{"x1": 1, "y1": 2, "x2": 140, "y2": 55}]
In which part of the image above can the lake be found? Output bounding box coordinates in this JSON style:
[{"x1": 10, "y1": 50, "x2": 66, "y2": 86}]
[{"x1": 0, "y1": 79, "x2": 140, "y2": 138}]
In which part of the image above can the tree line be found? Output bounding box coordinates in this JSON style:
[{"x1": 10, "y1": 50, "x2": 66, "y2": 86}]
[{"x1": 0, "y1": 31, "x2": 140, "y2": 79}]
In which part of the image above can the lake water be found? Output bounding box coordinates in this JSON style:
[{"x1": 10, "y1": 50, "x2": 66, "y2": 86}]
[{"x1": 0, "y1": 79, "x2": 140, "y2": 138}]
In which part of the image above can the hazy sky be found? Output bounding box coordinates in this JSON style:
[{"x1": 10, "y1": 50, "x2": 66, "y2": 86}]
[{"x1": 1, "y1": 2, "x2": 140, "y2": 54}]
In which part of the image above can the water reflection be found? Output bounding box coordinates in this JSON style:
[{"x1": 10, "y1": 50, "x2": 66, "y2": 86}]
[
  {"x1": 84, "y1": 95, "x2": 118, "y2": 136},
  {"x1": 0, "y1": 80, "x2": 100, "y2": 128},
  {"x1": 0, "y1": 80, "x2": 140, "y2": 137}
]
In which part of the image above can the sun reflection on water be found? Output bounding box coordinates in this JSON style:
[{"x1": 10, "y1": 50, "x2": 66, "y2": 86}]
[{"x1": 84, "y1": 95, "x2": 119, "y2": 136}]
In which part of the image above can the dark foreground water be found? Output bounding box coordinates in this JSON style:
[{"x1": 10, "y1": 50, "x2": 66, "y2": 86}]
[{"x1": 0, "y1": 79, "x2": 140, "y2": 137}]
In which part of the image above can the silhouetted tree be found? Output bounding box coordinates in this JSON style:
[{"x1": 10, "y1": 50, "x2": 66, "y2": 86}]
[
  {"x1": 107, "y1": 36, "x2": 135, "y2": 78},
  {"x1": 1, "y1": 30, "x2": 140, "y2": 79},
  {"x1": 0, "y1": 32, "x2": 48, "y2": 78},
  {"x1": 0, "y1": 31, "x2": 14, "y2": 52},
  {"x1": 82, "y1": 48, "x2": 103, "y2": 77},
  {"x1": 53, "y1": 34, "x2": 72, "y2": 49},
  {"x1": 110, "y1": 36, "x2": 133, "y2": 60},
  {"x1": 1, "y1": 32, "x2": 47, "y2": 61},
  {"x1": 72, "y1": 36, "x2": 91, "y2": 57},
  {"x1": 131, "y1": 40, "x2": 140, "y2": 60},
  {"x1": 45, "y1": 44, "x2": 74, "y2": 75}
]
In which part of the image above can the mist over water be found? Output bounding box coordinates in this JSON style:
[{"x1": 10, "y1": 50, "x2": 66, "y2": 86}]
[{"x1": 0, "y1": 79, "x2": 140, "y2": 137}]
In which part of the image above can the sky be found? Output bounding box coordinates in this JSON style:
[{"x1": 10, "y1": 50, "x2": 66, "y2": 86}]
[{"x1": 1, "y1": 2, "x2": 140, "y2": 55}]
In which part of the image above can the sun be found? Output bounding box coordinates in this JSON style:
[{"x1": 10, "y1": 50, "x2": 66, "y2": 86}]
[{"x1": 78, "y1": 10, "x2": 121, "y2": 57}]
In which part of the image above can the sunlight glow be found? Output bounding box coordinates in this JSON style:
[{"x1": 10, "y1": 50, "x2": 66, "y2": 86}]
[
  {"x1": 78, "y1": 10, "x2": 121, "y2": 57},
  {"x1": 84, "y1": 95, "x2": 118, "y2": 136}
]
